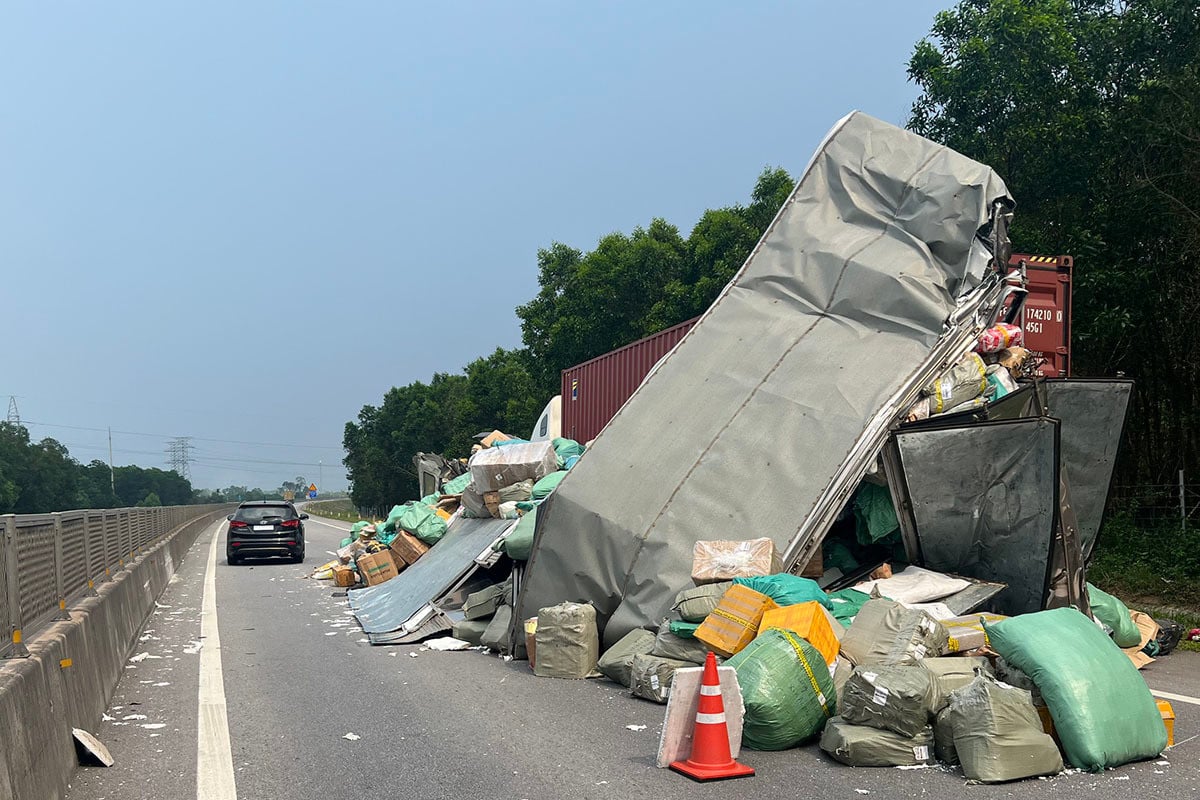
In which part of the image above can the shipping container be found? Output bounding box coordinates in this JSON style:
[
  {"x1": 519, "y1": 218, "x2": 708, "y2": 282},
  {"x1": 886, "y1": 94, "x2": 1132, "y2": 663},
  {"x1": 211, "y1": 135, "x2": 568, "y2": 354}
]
[
  {"x1": 1008, "y1": 254, "x2": 1072, "y2": 377},
  {"x1": 560, "y1": 317, "x2": 698, "y2": 443}
]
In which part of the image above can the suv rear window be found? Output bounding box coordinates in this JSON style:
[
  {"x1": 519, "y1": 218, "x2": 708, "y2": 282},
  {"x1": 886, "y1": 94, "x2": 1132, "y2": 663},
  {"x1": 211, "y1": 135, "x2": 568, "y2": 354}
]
[{"x1": 235, "y1": 505, "x2": 296, "y2": 523}]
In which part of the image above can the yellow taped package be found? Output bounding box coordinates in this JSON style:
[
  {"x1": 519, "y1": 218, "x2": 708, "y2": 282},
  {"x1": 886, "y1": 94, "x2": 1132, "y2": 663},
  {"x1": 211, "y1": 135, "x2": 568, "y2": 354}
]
[
  {"x1": 758, "y1": 601, "x2": 840, "y2": 667},
  {"x1": 943, "y1": 613, "x2": 1008, "y2": 652},
  {"x1": 695, "y1": 584, "x2": 778, "y2": 658}
]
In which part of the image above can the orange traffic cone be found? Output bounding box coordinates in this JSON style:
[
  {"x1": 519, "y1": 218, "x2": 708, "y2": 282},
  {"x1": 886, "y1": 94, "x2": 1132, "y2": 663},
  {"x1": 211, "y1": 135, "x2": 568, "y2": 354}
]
[{"x1": 670, "y1": 651, "x2": 755, "y2": 782}]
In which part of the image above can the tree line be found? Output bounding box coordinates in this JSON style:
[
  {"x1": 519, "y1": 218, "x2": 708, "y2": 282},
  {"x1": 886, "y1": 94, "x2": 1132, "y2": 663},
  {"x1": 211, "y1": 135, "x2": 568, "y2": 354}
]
[
  {"x1": 345, "y1": 0, "x2": 1198, "y2": 511},
  {"x1": 0, "y1": 421, "x2": 324, "y2": 514}
]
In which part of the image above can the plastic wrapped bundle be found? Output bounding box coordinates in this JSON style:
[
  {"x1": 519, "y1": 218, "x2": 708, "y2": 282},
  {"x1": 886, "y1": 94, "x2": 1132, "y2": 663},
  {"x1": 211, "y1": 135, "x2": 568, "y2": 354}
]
[
  {"x1": 629, "y1": 654, "x2": 692, "y2": 704},
  {"x1": 944, "y1": 674, "x2": 1063, "y2": 782},
  {"x1": 692, "y1": 538, "x2": 781, "y2": 584},
  {"x1": 840, "y1": 665, "x2": 938, "y2": 737},
  {"x1": 986, "y1": 608, "x2": 1167, "y2": 771},
  {"x1": 597, "y1": 628, "x2": 657, "y2": 687},
  {"x1": 840, "y1": 599, "x2": 948, "y2": 666},
  {"x1": 919, "y1": 656, "x2": 994, "y2": 710},
  {"x1": 534, "y1": 602, "x2": 599, "y2": 679},
  {"x1": 672, "y1": 582, "x2": 732, "y2": 622},
  {"x1": 820, "y1": 718, "x2": 935, "y2": 767},
  {"x1": 651, "y1": 620, "x2": 708, "y2": 664},
  {"x1": 726, "y1": 628, "x2": 835, "y2": 750}
]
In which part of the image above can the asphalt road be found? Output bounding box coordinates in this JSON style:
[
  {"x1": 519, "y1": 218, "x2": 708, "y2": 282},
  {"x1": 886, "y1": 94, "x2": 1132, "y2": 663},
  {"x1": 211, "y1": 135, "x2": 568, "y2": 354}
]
[{"x1": 66, "y1": 515, "x2": 1200, "y2": 800}]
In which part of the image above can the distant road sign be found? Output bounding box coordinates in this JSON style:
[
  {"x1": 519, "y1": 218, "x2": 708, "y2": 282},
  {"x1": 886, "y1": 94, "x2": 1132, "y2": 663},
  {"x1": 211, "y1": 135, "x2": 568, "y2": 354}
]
[
  {"x1": 308, "y1": 483, "x2": 317, "y2": 492},
  {"x1": 307, "y1": 490, "x2": 317, "y2": 499}
]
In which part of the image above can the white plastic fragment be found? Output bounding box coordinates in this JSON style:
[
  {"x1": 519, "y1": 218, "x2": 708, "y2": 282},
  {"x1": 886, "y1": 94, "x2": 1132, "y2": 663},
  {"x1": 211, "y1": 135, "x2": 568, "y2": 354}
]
[
  {"x1": 140, "y1": 723, "x2": 165, "y2": 730},
  {"x1": 855, "y1": 792, "x2": 871, "y2": 796},
  {"x1": 424, "y1": 637, "x2": 471, "y2": 652},
  {"x1": 129, "y1": 652, "x2": 150, "y2": 663},
  {"x1": 122, "y1": 714, "x2": 147, "y2": 721},
  {"x1": 343, "y1": 733, "x2": 360, "y2": 741},
  {"x1": 408, "y1": 652, "x2": 419, "y2": 658},
  {"x1": 625, "y1": 724, "x2": 647, "y2": 732}
]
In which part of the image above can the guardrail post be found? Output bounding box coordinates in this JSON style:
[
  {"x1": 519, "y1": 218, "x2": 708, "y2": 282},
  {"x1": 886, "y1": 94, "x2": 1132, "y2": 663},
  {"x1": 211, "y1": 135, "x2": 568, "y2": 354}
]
[
  {"x1": 51, "y1": 513, "x2": 70, "y2": 621},
  {"x1": 3, "y1": 515, "x2": 29, "y2": 658},
  {"x1": 81, "y1": 511, "x2": 99, "y2": 596}
]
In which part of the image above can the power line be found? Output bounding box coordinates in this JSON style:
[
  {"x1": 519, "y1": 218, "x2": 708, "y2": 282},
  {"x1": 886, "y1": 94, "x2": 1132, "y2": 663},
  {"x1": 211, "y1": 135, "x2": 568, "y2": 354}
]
[{"x1": 20, "y1": 419, "x2": 345, "y2": 451}]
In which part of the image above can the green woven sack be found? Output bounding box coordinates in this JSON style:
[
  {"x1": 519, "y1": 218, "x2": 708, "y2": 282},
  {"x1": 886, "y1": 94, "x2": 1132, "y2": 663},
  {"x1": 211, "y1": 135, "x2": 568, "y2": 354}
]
[
  {"x1": 734, "y1": 574, "x2": 831, "y2": 611},
  {"x1": 1086, "y1": 583, "x2": 1141, "y2": 648},
  {"x1": 498, "y1": 508, "x2": 537, "y2": 561},
  {"x1": 551, "y1": 437, "x2": 585, "y2": 467},
  {"x1": 441, "y1": 472, "x2": 472, "y2": 495},
  {"x1": 825, "y1": 588, "x2": 871, "y2": 625},
  {"x1": 397, "y1": 503, "x2": 447, "y2": 545},
  {"x1": 985, "y1": 608, "x2": 1167, "y2": 771},
  {"x1": 531, "y1": 470, "x2": 568, "y2": 501},
  {"x1": 726, "y1": 628, "x2": 836, "y2": 750}
]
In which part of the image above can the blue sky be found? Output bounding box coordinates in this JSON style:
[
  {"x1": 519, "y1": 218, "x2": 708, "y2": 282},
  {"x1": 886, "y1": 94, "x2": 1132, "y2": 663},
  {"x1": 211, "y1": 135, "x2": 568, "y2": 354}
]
[{"x1": 2, "y1": 2, "x2": 949, "y2": 493}]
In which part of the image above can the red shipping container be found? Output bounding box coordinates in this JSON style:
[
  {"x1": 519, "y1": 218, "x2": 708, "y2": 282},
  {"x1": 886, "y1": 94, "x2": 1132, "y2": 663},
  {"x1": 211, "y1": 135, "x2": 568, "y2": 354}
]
[
  {"x1": 1008, "y1": 254, "x2": 1072, "y2": 377},
  {"x1": 560, "y1": 317, "x2": 698, "y2": 443}
]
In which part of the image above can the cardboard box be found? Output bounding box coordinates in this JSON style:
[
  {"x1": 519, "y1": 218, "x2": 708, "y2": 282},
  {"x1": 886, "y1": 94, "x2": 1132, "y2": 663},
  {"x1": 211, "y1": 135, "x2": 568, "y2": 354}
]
[
  {"x1": 468, "y1": 441, "x2": 557, "y2": 493},
  {"x1": 695, "y1": 584, "x2": 778, "y2": 658},
  {"x1": 357, "y1": 551, "x2": 399, "y2": 586},
  {"x1": 1121, "y1": 612, "x2": 1161, "y2": 670},
  {"x1": 332, "y1": 565, "x2": 357, "y2": 588},
  {"x1": 483, "y1": 491, "x2": 501, "y2": 518},
  {"x1": 524, "y1": 617, "x2": 538, "y2": 671},
  {"x1": 388, "y1": 531, "x2": 430, "y2": 567},
  {"x1": 691, "y1": 538, "x2": 781, "y2": 584},
  {"x1": 758, "y1": 601, "x2": 840, "y2": 666},
  {"x1": 480, "y1": 429, "x2": 513, "y2": 448},
  {"x1": 1158, "y1": 699, "x2": 1175, "y2": 747}
]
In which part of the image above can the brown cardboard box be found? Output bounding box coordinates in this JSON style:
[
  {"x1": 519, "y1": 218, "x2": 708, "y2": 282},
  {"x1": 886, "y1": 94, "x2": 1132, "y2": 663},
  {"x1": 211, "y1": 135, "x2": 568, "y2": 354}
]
[
  {"x1": 695, "y1": 584, "x2": 778, "y2": 657},
  {"x1": 483, "y1": 491, "x2": 501, "y2": 518},
  {"x1": 480, "y1": 430, "x2": 513, "y2": 448},
  {"x1": 691, "y1": 538, "x2": 782, "y2": 584},
  {"x1": 332, "y1": 565, "x2": 357, "y2": 588},
  {"x1": 357, "y1": 551, "x2": 399, "y2": 586},
  {"x1": 1121, "y1": 612, "x2": 1160, "y2": 670},
  {"x1": 389, "y1": 531, "x2": 430, "y2": 567}
]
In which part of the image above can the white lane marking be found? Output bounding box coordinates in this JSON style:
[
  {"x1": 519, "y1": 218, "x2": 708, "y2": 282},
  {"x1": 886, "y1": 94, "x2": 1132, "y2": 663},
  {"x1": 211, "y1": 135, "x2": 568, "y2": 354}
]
[
  {"x1": 197, "y1": 522, "x2": 237, "y2": 799},
  {"x1": 1152, "y1": 689, "x2": 1200, "y2": 707},
  {"x1": 307, "y1": 517, "x2": 353, "y2": 533}
]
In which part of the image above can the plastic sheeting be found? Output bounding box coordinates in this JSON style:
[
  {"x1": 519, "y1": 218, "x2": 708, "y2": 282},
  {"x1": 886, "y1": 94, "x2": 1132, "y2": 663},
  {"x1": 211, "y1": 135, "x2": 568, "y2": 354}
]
[{"x1": 517, "y1": 111, "x2": 1012, "y2": 645}]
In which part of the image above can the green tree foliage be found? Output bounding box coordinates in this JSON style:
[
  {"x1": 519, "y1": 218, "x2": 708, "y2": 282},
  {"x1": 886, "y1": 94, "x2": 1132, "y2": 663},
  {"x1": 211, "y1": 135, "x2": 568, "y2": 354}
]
[
  {"x1": 344, "y1": 168, "x2": 796, "y2": 512},
  {"x1": 907, "y1": 0, "x2": 1200, "y2": 484}
]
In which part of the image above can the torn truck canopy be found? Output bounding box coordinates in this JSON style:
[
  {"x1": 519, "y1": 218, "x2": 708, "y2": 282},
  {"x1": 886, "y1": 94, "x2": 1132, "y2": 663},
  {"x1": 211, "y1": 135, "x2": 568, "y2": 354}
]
[
  {"x1": 516, "y1": 110, "x2": 1014, "y2": 646},
  {"x1": 348, "y1": 516, "x2": 515, "y2": 643},
  {"x1": 1039, "y1": 379, "x2": 1133, "y2": 560},
  {"x1": 892, "y1": 417, "x2": 1060, "y2": 616}
]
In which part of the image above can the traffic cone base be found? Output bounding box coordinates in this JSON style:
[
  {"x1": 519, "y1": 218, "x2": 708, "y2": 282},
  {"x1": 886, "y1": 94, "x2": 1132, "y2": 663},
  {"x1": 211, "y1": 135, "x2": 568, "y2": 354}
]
[{"x1": 669, "y1": 651, "x2": 754, "y2": 782}]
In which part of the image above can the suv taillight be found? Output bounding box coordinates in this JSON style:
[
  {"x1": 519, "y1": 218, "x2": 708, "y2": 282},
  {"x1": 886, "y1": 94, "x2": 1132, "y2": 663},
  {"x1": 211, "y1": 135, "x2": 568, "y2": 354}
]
[
  {"x1": 229, "y1": 520, "x2": 248, "y2": 529},
  {"x1": 281, "y1": 519, "x2": 300, "y2": 528}
]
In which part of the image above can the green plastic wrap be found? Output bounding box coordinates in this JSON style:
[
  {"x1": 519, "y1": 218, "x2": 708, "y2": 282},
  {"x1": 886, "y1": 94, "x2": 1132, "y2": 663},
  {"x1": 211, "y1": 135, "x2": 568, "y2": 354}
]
[
  {"x1": 985, "y1": 608, "x2": 1167, "y2": 771},
  {"x1": 733, "y1": 574, "x2": 831, "y2": 611},
  {"x1": 498, "y1": 508, "x2": 536, "y2": 561},
  {"x1": 420, "y1": 492, "x2": 440, "y2": 507},
  {"x1": 350, "y1": 521, "x2": 373, "y2": 537},
  {"x1": 441, "y1": 472, "x2": 472, "y2": 495},
  {"x1": 726, "y1": 628, "x2": 836, "y2": 750},
  {"x1": 381, "y1": 505, "x2": 405, "y2": 534},
  {"x1": 397, "y1": 503, "x2": 447, "y2": 545},
  {"x1": 853, "y1": 482, "x2": 900, "y2": 545},
  {"x1": 1086, "y1": 583, "x2": 1141, "y2": 648},
  {"x1": 551, "y1": 437, "x2": 585, "y2": 467},
  {"x1": 669, "y1": 621, "x2": 699, "y2": 639},
  {"x1": 531, "y1": 470, "x2": 568, "y2": 501},
  {"x1": 826, "y1": 588, "x2": 871, "y2": 625}
]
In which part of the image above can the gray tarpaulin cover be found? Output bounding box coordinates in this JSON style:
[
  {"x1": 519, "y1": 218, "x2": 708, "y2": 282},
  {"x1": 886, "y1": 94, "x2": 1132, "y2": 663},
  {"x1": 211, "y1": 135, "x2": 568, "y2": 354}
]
[
  {"x1": 517, "y1": 111, "x2": 1012, "y2": 646},
  {"x1": 348, "y1": 515, "x2": 514, "y2": 642}
]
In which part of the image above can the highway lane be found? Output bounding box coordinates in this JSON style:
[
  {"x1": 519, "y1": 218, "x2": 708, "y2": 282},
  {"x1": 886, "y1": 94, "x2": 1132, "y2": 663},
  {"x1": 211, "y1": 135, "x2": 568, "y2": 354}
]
[{"x1": 67, "y1": 515, "x2": 1200, "y2": 799}]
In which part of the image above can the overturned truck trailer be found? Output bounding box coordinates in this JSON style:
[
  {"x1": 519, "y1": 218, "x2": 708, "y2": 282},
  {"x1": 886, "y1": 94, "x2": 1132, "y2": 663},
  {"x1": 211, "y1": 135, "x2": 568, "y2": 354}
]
[{"x1": 515, "y1": 111, "x2": 1128, "y2": 648}]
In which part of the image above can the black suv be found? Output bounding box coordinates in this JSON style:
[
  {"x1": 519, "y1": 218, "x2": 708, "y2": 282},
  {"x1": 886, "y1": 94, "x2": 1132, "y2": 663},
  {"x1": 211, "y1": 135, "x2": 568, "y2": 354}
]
[{"x1": 226, "y1": 501, "x2": 308, "y2": 565}]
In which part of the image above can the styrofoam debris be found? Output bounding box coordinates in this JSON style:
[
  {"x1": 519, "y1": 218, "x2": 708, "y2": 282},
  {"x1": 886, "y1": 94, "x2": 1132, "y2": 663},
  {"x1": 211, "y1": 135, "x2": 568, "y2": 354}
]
[
  {"x1": 408, "y1": 652, "x2": 419, "y2": 658},
  {"x1": 325, "y1": 632, "x2": 338, "y2": 637},
  {"x1": 122, "y1": 714, "x2": 147, "y2": 721},
  {"x1": 855, "y1": 792, "x2": 871, "y2": 796},
  {"x1": 102, "y1": 714, "x2": 114, "y2": 722},
  {"x1": 129, "y1": 653, "x2": 150, "y2": 663},
  {"x1": 141, "y1": 723, "x2": 165, "y2": 730},
  {"x1": 343, "y1": 733, "x2": 360, "y2": 741},
  {"x1": 423, "y1": 637, "x2": 471, "y2": 651},
  {"x1": 625, "y1": 725, "x2": 647, "y2": 732}
]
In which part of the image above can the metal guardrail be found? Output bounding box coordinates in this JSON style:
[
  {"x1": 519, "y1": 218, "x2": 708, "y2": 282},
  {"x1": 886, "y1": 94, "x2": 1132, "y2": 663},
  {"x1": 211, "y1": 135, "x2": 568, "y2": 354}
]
[{"x1": 0, "y1": 504, "x2": 233, "y2": 659}]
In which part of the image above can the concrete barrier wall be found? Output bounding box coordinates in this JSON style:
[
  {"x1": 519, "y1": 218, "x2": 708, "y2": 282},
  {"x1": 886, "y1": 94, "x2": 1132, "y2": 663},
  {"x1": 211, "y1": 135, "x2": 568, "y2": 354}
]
[{"x1": 0, "y1": 509, "x2": 224, "y2": 800}]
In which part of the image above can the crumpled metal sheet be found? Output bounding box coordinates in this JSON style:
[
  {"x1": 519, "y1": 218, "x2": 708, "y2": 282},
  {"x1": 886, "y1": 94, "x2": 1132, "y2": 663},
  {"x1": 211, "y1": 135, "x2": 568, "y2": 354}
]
[
  {"x1": 894, "y1": 417, "x2": 1060, "y2": 616},
  {"x1": 517, "y1": 111, "x2": 1013, "y2": 646},
  {"x1": 348, "y1": 516, "x2": 514, "y2": 638}
]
